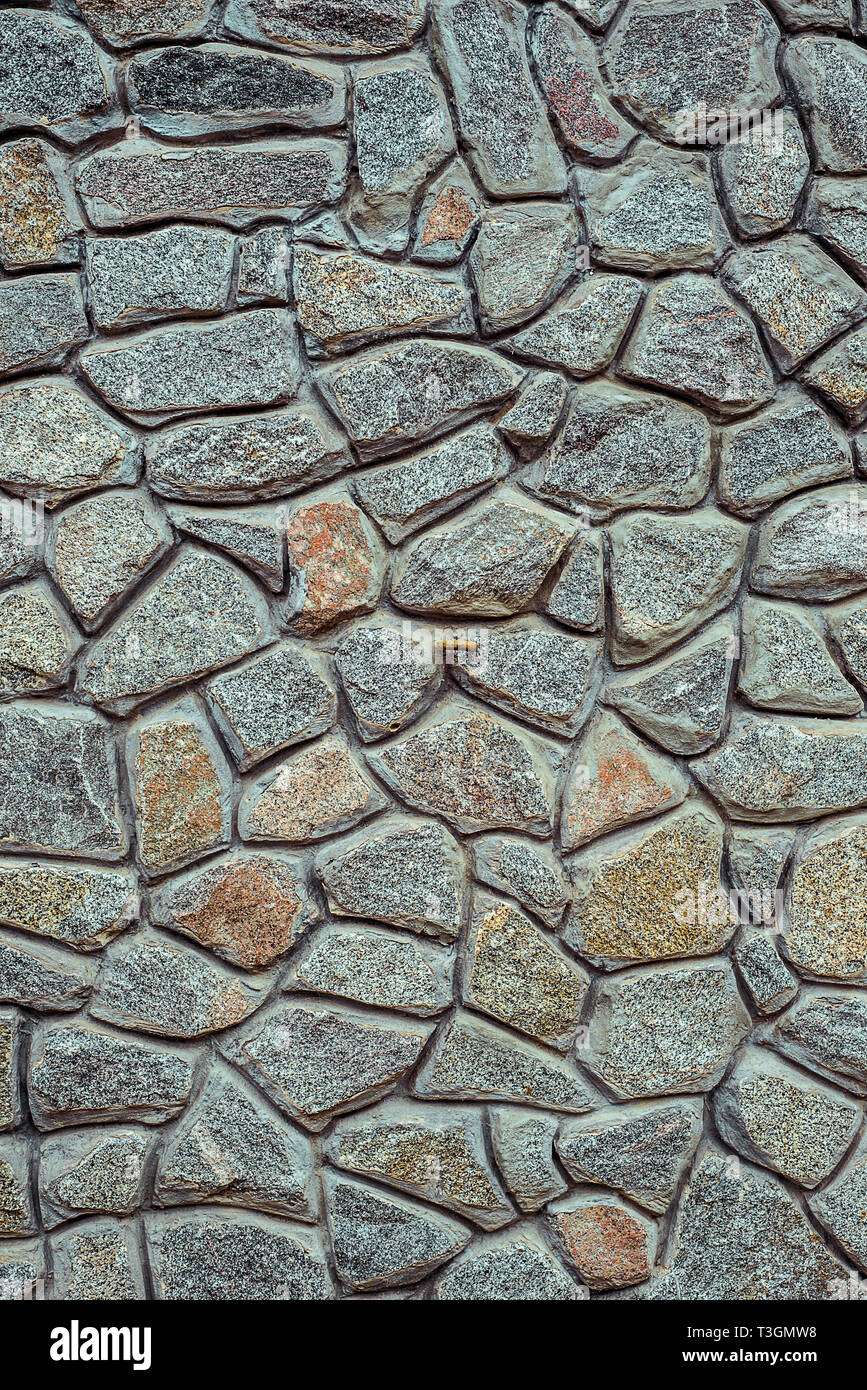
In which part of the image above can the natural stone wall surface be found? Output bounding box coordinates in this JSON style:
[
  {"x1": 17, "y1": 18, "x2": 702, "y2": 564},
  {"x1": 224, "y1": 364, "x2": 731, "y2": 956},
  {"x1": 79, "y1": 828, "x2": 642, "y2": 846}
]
[{"x1": 3, "y1": 0, "x2": 867, "y2": 1302}]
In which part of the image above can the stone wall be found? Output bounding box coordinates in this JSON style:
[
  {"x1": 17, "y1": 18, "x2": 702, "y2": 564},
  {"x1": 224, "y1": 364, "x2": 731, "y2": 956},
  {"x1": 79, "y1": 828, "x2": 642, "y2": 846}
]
[{"x1": 1, "y1": 0, "x2": 867, "y2": 1301}]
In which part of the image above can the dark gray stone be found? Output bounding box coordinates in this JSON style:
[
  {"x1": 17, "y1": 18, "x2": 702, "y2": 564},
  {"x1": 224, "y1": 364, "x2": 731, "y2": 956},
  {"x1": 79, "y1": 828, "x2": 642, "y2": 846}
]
[{"x1": 29, "y1": 1023, "x2": 194, "y2": 1130}]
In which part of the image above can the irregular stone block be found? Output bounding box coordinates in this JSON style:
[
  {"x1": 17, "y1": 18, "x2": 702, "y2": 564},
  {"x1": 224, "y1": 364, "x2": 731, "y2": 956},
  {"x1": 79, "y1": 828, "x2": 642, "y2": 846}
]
[
  {"x1": 412, "y1": 159, "x2": 481, "y2": 265},
  {"x1": 556, "y1": 1100, "x2": 703, "y2": 1215},
  {"x1": 391, "y1": 491, "x2": 572, "y2": 618},
  {"x1": 0, "y1": 581, "x2": 80, "y2": 698},
  {"x1": 604, "y1": 622, "x2": 733, "y2": 756},
  {"x1": 0, "y1": 1011, "x2": 20, "y2": 1133},
  {"x1": 315, "y1": 817, "x2": 466, "y2": 942},
  {"x1": 783, "y1": 34, "x2": 867, "y2": 171},
  {"x1": 206, "y1": 644, "x2": 335, "y2": 770},
  {"x1": 223, "y1": 0, "x2": 427, "y2": 55},
  {"x1": 739, "y1": 596, "x2": 860, "y2": 714},
  {"x1": 561, "y1": 711, "x2": 688, "y2": 850},
  {"x1": 469, "y1": 203, "x2": 582, "y2": 335},
  {"x1": 29, "y1": 1023, "x2": 193, "y2": 1130},
  {"x1": 146, "y1": 403, "x2": 349, "y2": 502},
  {"x1": 353, "y1": 424, "x2": 511, "y2": 544},
  {"x1": 0, "y1": 138, "x2": 82, "y2": 270},
  {"x1": 583, "y1": 959, "x2": 751, "y2": 1099},
  {"x1": 713, "y1": 1047, "x2": 860, "y2": 1187},
  {"x1": 348, "y1": 56, "x2": 455, "y2": 253},
  {"x1": 412, "y1": 1011, "x2": 600, "y2": 1113},
  {"x1": 368, "y1": 702, "x2": 560, "y2": 837},
  {"x1": 531, "y1": 381, "x2": 712, "y2": 521},
  {"x1": 168, "y1": 503, "x2": 283, "y2": 591},
  {"x1": 80, "y1": 309, "x2": 300, "y2": 424},
  {"x1": 472, "y1": 836, "x2": 568, "y2": 930},
  {"x1": 0, "y1": 861, "x2": 136, "y2": 954},
  {"x1": 146, "y1": 1211, "x2": 332, "y2": 1300},
  {"x1": 760, "y1": 987, "x2": 867, "y2": 1095},
  {"x1": 609, "y1": 510, "x2": 747, "y2": 665},
  {"x1": 490, "y1": 1108, "x2": 567, "y2": 1214},
  {"x1": 128, "y1": 43, "x2": 345, "y2": 137},
  {"x1": 74, "y1": 0, "x2": 213, "y2": 46},
  {"x1": 39, "y1": 1131, "x2": 149, "y2": 1228},
  {"x1": 801, "y1": 327, "x2": 867, "y2": 424},
  {"x1": 285, "y1": 490, "x2": 387, "y2": 633},
  {"x1": 463, "y1": 894, "x2": 589, "y2": 1050},
  {"x1": 453, "y1": 621, "x2": 601, "y2": 736},
  {"x1": 782, "y1": 814, "x2": 867, "y2": 979},
  {"x1": 548, "y1": 1194, "x2": 655, "y2": 1291},
  {"x1": 530, "y1": 2, "x2": 635, "y2": 160},
  {"x1": 498, "y1": 373, "x2": 569, "y2": 456},
  {"x1": 728, "y1": 825, "x2": 794, "y2": 922},
  {"x1": 85, "y1": 224, "x2": 234, "y2": 330},
  {"x1": 772, "y1": 0, "x2": 854, "y2": 25},
  {"x1": 91, "y1": 935, "x2": 262, "y2": 1039},
  {"x1": 332, "y1": 623, "x2": 442, "y2": 743},
  {"x1": 0, "y1": 1239, "x2": 43, "y2": 1300},
  {"x1": 317, "y1": 337, "x2": 523, "y2": 461},
  {"x1": 430, "y1": 0, "x2": 566, "y2": 198},
  {"x1": 77, "y1": 549, "x2": 272, "y2": 715},
  {"x1": 734, "y1": 931, "x2": 799, "y2": 1015},
  {"x1": 0, "y1": 1136, "x2": 31, "y2": 1237},
  {"x1": 433, "y1": 1226, "x2": 580, "y2": 1300},
  {"x1": 723, "y1": 235, "x2": 867, "y2": 372},
  {"x1": 619, "y1": 273, "x2": 774, "y2": 415},
  {"x1": 295, "y1": 245, "x2": 470, "y2": 357},
  {"x1": 504, "y1": 274, "x2": 643, "y2": 378},
  {"x1": 0, "y1": 273, "x2": 87, "y2": 379},
  {"x1": 127, "y1": 699, "x2": 232, "y2": 878},
  {"x1": 695, "y1": 717, "x2": 867, "y2": 823},
  {"x1": 325, "y1": 1173, "x2": 470, "y2": 1292},
  {"x1": 74, "y1": 138, "x2": 348, "y2": 230},
  {"x1": 718, "y1": 388, "x2": 851, "y2": 518},
  {"x1": 151, "y1": 851, "x2": 315, "y2": 972},
  {"x1": 543, "y1": 532, "x2": 604, "y2": 633},
  {"x1": 0, "y1": 378, "x2": 140, "y2": 507},
  {"x1": 718, "y1": 109, "x2": 810, "y2": 238},
  {"x1": 567, "y1": 805, "x2": 736, "y2": 970},
  {"x1": 286, "y1": 922, "x2": 453, "y2": 1017},
  {"x1": 0, "y1": 936, "x2": 94, "y2": 1014},
  {"x1": 826, "y1": 593, "x2": 867, "y2": 685},
  {"x1": 810, "y1": 1136, "x2": 867, "y2": 1273},
  {"x1": 325, "y1": 1100, "x2": 514, "y2": 1230},
  {"x1": 753, "y1": 485, "x2": 867, "y2": 600},
  {"x1": 47, "y1": 490, "x2": 173, "y2": 632},
  {"x1": 0, "y1": 702, "x2": 126, "y2": 861},
  {"x1": 579, "y1": 140, "x2": 727, "y2": 273},
  {"x1": 240, "y1": 734, "x2": 387, "y2": 844},
  {"x1": 620, "y1": 1145, "x2": 845, "y2": 1300},
  {"x1": 51, "y1": 1219, "x2": 145, "y2": 1300},
  {"x1": 0, "y1": 10, "x2": 119, "y2": 143},
  {"x1": 221, "y1": 1002, "x2": 431, "y2": 1131},
  {"x1": 155, "y1": 1068, "x2": 317, "y2": 1221},
  {"x1": 807, "y1": 176, "x2": 867, "y2": 278},
  {"x1": 237, "y1": 224, "x2": 291, "y2": 305},
  {"x1": 604, "y1": 0, "x2": 781, "y2": 144}
]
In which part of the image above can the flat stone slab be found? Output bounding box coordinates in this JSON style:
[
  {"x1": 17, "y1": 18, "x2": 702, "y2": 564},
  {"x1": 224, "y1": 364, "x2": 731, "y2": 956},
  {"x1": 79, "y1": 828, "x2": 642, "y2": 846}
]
[
  {"x1": 0, "y1": 273, "x2": 87, "y2": 380},
  {"x1": 782, "y1": 814, "x2": 867, "y2": 980},
  {"x1": 718, "y1": 109, "x2": 810, "y2": 239},
  {"x1": 472, "y1": 835, "x2": 568, "y2": 929},
  {"x1": 718, "y1": 388, "x2": 851, "y2": 519},
  {"x1": 205, "y1": 643, "x2": 336, "y2": 769},
  {"x1": 47, "y1": 490, "x2": 172, "y2": 632},
  {"x1": 490, "y1": 1107, "x2": 567, "y2": 1214},
  {"x1": 604, "y1": 622, "x2": 734, "y2": 756},
  {"x1": 0, "y1": 935, "x2": 94, "y2": 1014},
  {"x1": 223, "y1": 0, "x2": 428, "y2": 55},
  {"x1": 39, "y1": 1130, "x2": 150, "y2": 1228},
  {"x1": 325, "y1": 1173, "x2": 470, "y2": 1291},
  {"x1": 469, "y1": 203, "x2": 582, "y2": 335},
  {"x1": 84, "y1": 225, "x2": 235, "y2": 331},
  {"x1": 451, "y1": 620, "x2": 601, "y2": 736},
  {"x1": 530, "y1": 3, "x2": 635, "y2": 161},
  {"x1": 739, "y1": 597, "x2": 860, "y2": 715},
  {"x1": 762, "y1": 987, "x2": 867, "y2": 1095},
  {"x1": 783, "y1": 34, "x2": 867, "y2": 172},
  {"x1": 0, "y1": 861, "x2": 136, "y2": 953},
  {"x1": 433, "y1": 1226, "x2": 581, "y2": 1300},
  {"x1": 504, "y1": 274, "x2": 643, "y2": 379},
  {"x1": 0, "y1": 10, "x2": 119, "y2": 143},
  {"x1": 286, "y1": 922, "x2": 453, "y2": 1017},
  {"x1": 29, "y1": 1023, "x2": 194, "y2": 1130}
]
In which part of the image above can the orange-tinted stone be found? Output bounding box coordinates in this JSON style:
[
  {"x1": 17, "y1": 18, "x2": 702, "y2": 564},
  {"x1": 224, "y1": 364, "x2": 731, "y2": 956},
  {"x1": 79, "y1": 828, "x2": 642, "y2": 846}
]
[
  {"x1": 550, "y1": 1200, "x2": 651, "y2": 1289},
  {"x1": 285, "y1": 494, "x2": 385, "y2": 634}
]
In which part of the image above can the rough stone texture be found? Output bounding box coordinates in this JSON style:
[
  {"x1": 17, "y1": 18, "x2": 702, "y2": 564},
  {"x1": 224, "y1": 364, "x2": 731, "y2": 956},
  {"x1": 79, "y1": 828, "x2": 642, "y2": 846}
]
[
  {"x1": 718, "y1": 110, "x2": 810, "y2": 239},
  {"x1": 0, "y1": 379, "x2": 140, "y2": 507},
  {"x1": 619, "y1": 274, "x2": 774, "y2": 416},
  {"x1": 151, "y1": 851, "x2": 316, "y2": 972},
  {"x1": 609, "y1": 510, "x2": 747, "y2": 665},
  {"x1": 712, "y1": 1047, "x2": 861, "y2": 1187},
  {"x1": 127, "y1": 44, "x2": 346, "y2": 138},
  {"x1": 315, "y1": 817, "x2": 466, "y2": 943},
  {"x1": 0, "y1": 138, "x2": 82, "y2": 271},
  {"x1": 718, "y1": 388, "x2": 851, "y2": 519},
  {"x1": 579, "y1": 141, "x2": 727, "y2": 275},
  {"x1": 556, "y1": 1101, "x2": 703, "y2": 1215},
  {"x1": 603, "y1": 0, "x2": 782, "y2": 145},
  {"x1": 583, "y1": 960, "x2": 751, "y2": 1099},
  {"x1": 531, "y1": 382, "x2": 711, "y2": 521},
  {"x1": 6, "y1": 0, "x2": 867, "y2": 1304},
  {"x1": 430, "y1": 0, "x2": 567, "y2": 198},
  {"x1": 74, "y1": 140, "x2": 348, "y2": 231}
]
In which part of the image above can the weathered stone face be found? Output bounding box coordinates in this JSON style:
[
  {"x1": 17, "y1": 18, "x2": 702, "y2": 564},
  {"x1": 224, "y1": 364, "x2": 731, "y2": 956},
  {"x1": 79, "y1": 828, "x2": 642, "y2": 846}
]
[
  {"x1": 285, "y1": 490, "x2": 387, "y2": 632},
  {"x1": 146, "y1": 1212, "x2": 333, "y2": 1300},
  {"x1": 223, "y1": 0, "x2": 428, "y2": 55},
  {"x1": 718, "y1": 110, "x2": 809, "y2": 239},
  {"x1": 556, "y1": 1100, "x2": 703, "y2": 1215},
  {"x1": 240, "y1": 734, "x2": 387, "y2": 843},
  {"x1": 531, "y1": 3, "x2": 634, "y2": 160},
  {"x1": 784, "y1": 35, "x2": 867, "y2": 172},
  {"x1": 0, "y1": 139, "x2": 81, "y2": 270},
  {"x1": 561, "y1": 711, "x2": 688, "y2": 849}
]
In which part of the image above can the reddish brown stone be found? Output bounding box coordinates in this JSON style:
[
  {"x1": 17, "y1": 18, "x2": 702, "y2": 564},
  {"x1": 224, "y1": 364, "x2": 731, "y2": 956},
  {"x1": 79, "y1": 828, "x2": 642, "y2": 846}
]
[
  {"x1": 549, "y1": 1199, "x2": 653, "y2": 1290},
  {"x1": 240, "y1": 735, "x2": 387, "y2": 844},
  {"x1": 285, "y1": 492, "x2": 386, "y2": 634},
  {"x1": 422, "y1": 185, "x2": 477, "y2": 248}
]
